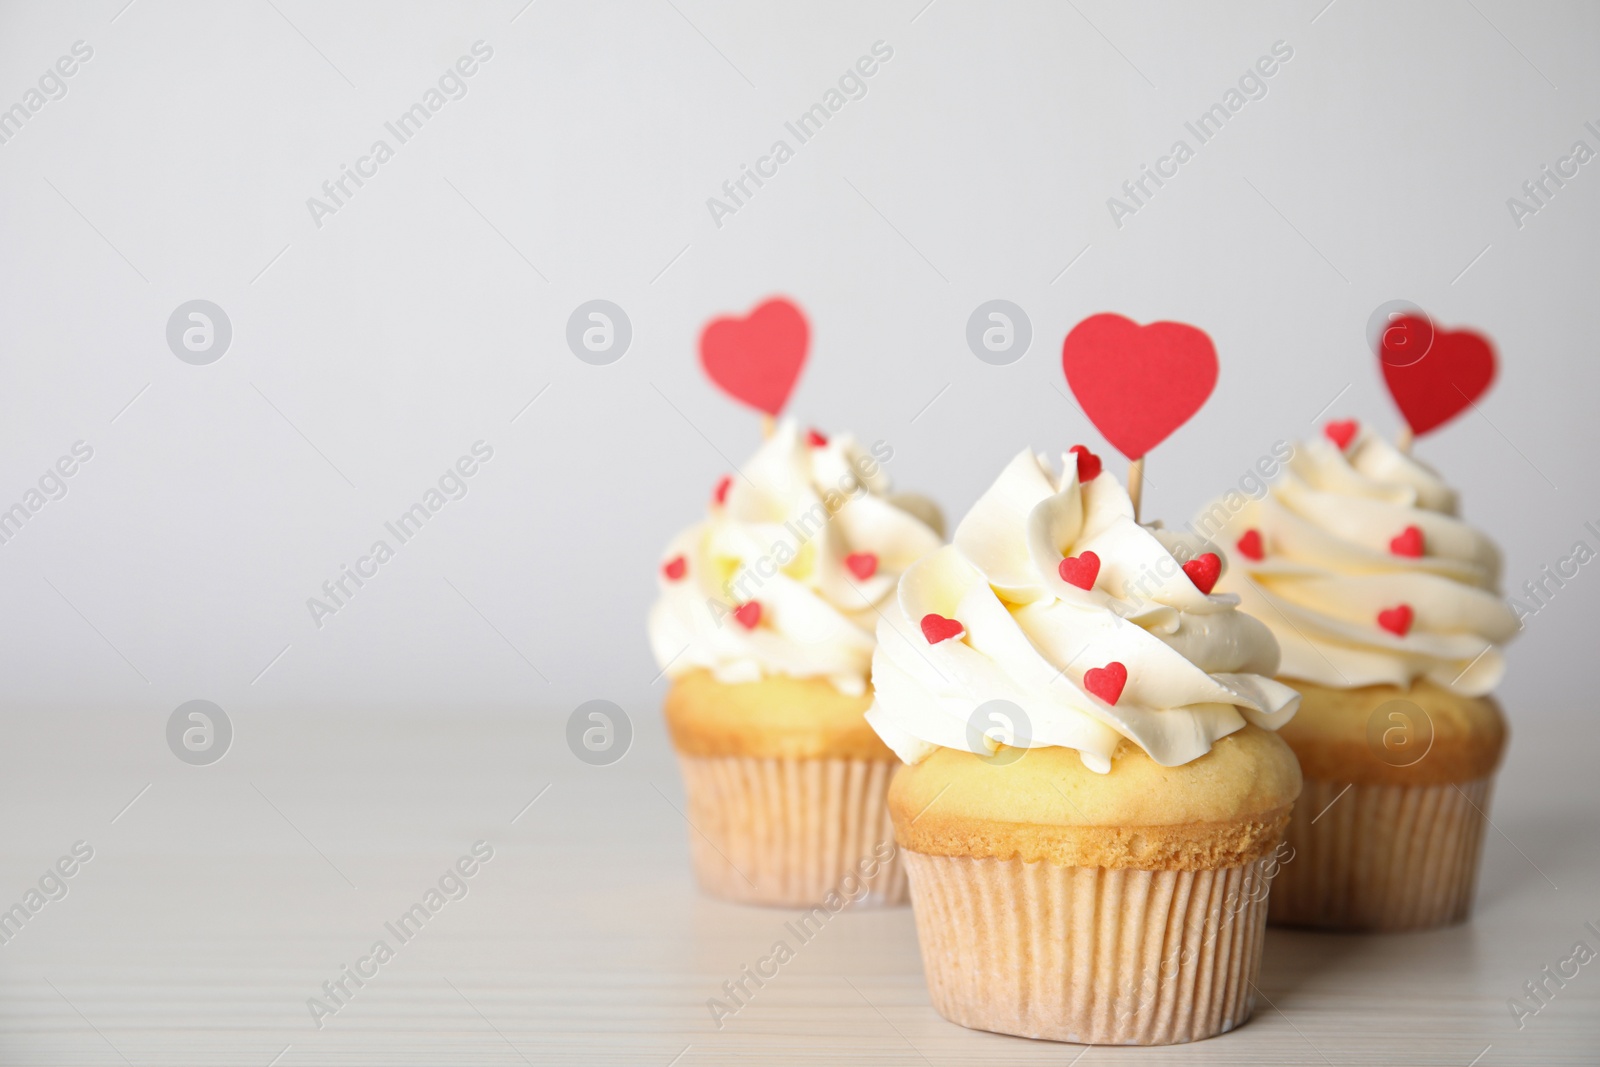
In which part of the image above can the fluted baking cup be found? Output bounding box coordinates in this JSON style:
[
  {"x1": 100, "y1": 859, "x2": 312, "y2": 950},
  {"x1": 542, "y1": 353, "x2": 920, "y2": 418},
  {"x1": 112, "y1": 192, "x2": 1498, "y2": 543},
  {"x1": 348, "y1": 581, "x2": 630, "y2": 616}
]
[
  {"x1": 903, "y1": 850, "x2": 1276, "y2": 1044},
  {"x1": 1269, "y1": 776, "x2": 1492, "y2": 931},
  {"x1": 676, "y1": 754, "x2": 905, "y2": 906}
]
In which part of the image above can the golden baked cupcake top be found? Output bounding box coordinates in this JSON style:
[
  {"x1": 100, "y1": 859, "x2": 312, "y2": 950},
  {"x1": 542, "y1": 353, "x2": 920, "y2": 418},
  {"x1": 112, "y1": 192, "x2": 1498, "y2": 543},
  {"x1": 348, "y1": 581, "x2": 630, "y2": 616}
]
[
  {"x1": 866, "y1": 447, "x2": 1299, "y2": 774},
  {"x1": 648, "y1": 420, "x2": 942, "y2": 696},
  {"x1": 662, "y1": 668, "x2": 891, "y2": 760},
  {"x1": 888, "y1": 727, "x2": 1301, "y2": 869},
  {"x1": 1195, "y1": 422, "x2": 1519, "y2": 696},
  {"x1": 1276, "y1": 680, "x2": 1506, "y2": 786}
]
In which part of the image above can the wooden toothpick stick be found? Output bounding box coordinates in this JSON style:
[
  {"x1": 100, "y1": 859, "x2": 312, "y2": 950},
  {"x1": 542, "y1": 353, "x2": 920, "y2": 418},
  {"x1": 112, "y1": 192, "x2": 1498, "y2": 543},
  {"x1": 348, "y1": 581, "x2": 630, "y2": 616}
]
[
  {"x1": 761, "y1": 415, "x2": 776, "y2": 439},
  {"x1": 1396, "y1": 426, "x2": 1413, "y2": 454},
  {"x1": 1127, "y1": 457, "x2": 1144, "y2": 523}
]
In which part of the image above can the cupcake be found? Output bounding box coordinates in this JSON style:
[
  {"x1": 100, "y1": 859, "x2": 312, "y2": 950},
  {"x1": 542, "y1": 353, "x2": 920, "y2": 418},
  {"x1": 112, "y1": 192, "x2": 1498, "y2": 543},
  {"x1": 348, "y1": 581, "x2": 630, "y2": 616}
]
[
  {"x1": 649, "y1": 419, "x2": 943, "y2": 906},
  {"x1": 1198, "y1": 422, "x2": 1519, "y2": 931},
  {"x1": 867, "y1": 447, "x2": 1302, "y2": 1045}
]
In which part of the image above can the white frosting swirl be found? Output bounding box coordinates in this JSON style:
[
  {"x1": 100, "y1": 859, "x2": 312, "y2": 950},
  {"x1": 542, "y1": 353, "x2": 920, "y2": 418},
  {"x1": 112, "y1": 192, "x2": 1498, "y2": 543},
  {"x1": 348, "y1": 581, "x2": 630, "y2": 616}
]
[
  {"x1": 865, "y1": 449, "x2": 1300, "y2": 773},
  {"x1": 1198, "y1": 427, "x2": 1518, "y2": 696},
  {"x1": 648, "y1": 419, "x2": 944, "y2": 695}
]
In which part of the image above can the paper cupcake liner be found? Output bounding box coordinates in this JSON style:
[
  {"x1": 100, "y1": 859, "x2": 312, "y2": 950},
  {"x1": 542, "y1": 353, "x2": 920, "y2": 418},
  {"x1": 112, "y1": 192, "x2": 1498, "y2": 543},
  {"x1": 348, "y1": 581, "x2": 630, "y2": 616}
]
[
  {"x1": 675, "y1": 754, "x2": 906, "y2": 907},
  {"x1": 1269, "y1": 776, "x2": 1493, "y2": 931},
  {"x1": 903, "y1": 851, "x2": 1275, "y2": 1045}
]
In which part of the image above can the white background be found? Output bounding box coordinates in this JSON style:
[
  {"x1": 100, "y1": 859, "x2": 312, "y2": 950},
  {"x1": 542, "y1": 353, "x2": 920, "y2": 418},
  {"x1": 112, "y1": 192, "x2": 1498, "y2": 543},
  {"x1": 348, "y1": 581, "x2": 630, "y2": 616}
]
[
  {"x1": 0, "y1": 0, "x2": 1595, "y2": 720},
  {"x1": 1, "y1": 2, "x2": 1597, "y2": 1063}
]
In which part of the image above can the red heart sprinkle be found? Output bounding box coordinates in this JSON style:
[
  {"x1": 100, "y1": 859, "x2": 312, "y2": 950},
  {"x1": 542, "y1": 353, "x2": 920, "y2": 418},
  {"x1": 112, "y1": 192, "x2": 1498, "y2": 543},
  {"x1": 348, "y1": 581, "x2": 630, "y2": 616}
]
[
  {"x1": 1390, "y1": 525, "x2": 1425, "y2": 557},
  {"x1": 662, "y1": 555, "x2": 687, "y2": 581},
  {"x1": 1236, "y1": 529, "x2": 1265, "y2": 561},
  {"x1": 845, "y1": 552, "x2": 878, "y2": 580},
  {"x1": 1084, "y1": 661, "x2": 1128, "y2": 705},
  {"x1": 1377, "y1": 604, "x2": 1413, "y2": 636},
  {"x1": 733, "y1": 602, "x2": 762, "y2": 630},
  {"x1": 1057, "y1": 550, "x2": 1101, "y2": 590},
  {"x1": 806, "y1": 429, "x2": 828, "y2": 447},
  {"x1": 1325, "y1": 419, "x2": 1359, "y2": 450},
  {"x1": 714, "y1": 475, "x2": 732, "y2": 506},
  {"x1": 920, "y1": 613, "x2": 964, "y2": 644},
  {"x1": 1069, "y1": 445, "x2": 1103, "y2": 484},
  {"x1": 1182, "y1": 552, "x2": 1221, "y2": 595}
]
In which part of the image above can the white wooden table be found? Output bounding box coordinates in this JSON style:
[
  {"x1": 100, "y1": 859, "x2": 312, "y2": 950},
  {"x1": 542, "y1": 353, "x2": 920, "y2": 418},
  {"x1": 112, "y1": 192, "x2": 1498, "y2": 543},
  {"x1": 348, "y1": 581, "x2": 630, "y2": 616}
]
[{"x1": 2, "y1": 699, "x2": 1595, "y2": 1065}]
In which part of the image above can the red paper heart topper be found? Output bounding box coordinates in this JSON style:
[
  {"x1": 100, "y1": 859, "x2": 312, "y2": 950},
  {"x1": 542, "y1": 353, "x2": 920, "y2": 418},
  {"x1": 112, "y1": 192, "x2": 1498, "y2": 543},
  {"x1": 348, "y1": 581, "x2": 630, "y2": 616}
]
[
  {"x1": 698, "y1": 297, "x2": 809, "y2": 416},
  {"x1": 1379, "y1": 317, "x2": 1496, "y2": 436},
  {"x1": 1061, "y1": 314, "x2": 1218, "y2": 460}
]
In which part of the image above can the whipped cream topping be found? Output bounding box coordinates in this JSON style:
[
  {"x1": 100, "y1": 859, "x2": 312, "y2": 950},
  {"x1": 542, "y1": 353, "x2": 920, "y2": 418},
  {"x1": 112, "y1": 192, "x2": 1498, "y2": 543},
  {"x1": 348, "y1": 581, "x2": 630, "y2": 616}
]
[
  {"x1": 648, "y1": 419, "x2": 944, "y2": 695},
  {"x1": 1199, "y1": 426, "x2": 1518, "y2": 696},
  {"x1": 865, "y1": 449, "x2": 1300, "y2": 773}
]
